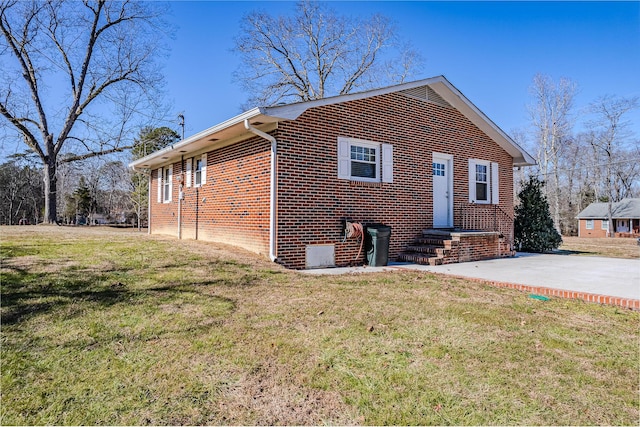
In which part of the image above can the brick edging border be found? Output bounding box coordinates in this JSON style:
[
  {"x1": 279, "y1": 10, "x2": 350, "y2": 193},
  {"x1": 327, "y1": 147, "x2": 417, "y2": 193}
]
[{"x1": 416, "y1": 271, "x2": 640, "y2": 311}]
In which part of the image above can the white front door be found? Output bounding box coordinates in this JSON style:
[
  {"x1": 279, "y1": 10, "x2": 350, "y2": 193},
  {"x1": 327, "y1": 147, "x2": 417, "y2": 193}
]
[{"x1": 432, "y1": 153, "x2": 453, "y2": 228}]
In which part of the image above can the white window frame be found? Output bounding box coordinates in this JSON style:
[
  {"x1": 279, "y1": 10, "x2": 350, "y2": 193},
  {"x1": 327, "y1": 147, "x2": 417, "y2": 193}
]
[
  {"x1": 468, "y1": 159, "x2": 499, "y2": 204},
  {"x1": 194, "y1": 153, "x2": 207, "y2": 187},
  {"x1": 601, "y1": 219, "x2": 609, "y2": 230},
  {"x1": 476, "y1": 162, "x2": 489, "y2": 202},
  {"x1": 337, "y1": 137, "x2": 393, "y2": 183},
  {"x1": 586, "y1": 219, "x2": 594, "y2": 230},
  {"x1": 163, "y1": 165, "x2": 172, "y2": 203}
]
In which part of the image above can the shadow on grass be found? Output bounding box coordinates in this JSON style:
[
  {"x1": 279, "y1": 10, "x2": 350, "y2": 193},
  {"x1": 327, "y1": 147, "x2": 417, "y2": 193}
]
[
  {"x1": 0, "y1": 268, "x2": 132, "y2": 325},
  {"x1": 0, "y1": 266, "x2": 241, "y2": 326},
  {"x1": 0, "y1": 242, "x2": 40, "y2": 258}
]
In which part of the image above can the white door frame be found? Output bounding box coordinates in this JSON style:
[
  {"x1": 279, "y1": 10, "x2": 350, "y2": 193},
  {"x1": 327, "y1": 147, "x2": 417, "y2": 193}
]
[{"x1": 432, "y1": 152, "x2": 454, "y2": 228}]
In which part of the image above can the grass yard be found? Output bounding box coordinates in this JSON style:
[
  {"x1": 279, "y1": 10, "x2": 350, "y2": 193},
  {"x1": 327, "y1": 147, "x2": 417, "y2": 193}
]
[
  {"x1": 1, "y1": 226, "x2": 639, "y2": 425},
  {"x1": 559, "y1": 235, "x2": 639, "y2": 259}
]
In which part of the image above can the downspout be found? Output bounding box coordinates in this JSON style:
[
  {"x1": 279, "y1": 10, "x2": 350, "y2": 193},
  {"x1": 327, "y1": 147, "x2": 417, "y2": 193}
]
[
  {"x1": 178, "y1": 155, "x2": 184, "y2": 239},
  {"x1": 244, "y1": 119, "x2": 277, "y2": 262},
  {"x1": 147, "y1": 172, "x2": 152, "y2": 235}
]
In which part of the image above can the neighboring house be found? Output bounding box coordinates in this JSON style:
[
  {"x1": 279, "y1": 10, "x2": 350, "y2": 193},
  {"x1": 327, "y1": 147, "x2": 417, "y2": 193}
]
[
  {"x1": 576, "y1": 199, "x2": 640, "y2": 238},
  {"x1": 130, "y1": 76, "x2": 535, "y2": 269}
]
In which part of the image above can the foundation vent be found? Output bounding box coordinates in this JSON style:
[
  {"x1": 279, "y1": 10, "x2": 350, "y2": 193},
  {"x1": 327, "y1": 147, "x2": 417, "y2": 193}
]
[{"x1": 400, "y1": 85, "x2": 452, "y2": 108}]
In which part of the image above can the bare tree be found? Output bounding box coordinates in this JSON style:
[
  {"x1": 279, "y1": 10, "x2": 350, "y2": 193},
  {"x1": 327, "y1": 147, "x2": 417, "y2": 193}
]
[
  {"x1": 234, "y1": 0, "x2": 422, "y2": 106},
  {"x1": 586, "y1": 95, "x2": 640, "y2": 236},
  {"x1": 0, "y1": 0, "x2": 170, "y2": 223},
  {"x1": 0, "y1": 153, "x2": 43, "y2": 224},
  {"x1": 528, "y1": 73, "x2": 577, "y2": 232}
]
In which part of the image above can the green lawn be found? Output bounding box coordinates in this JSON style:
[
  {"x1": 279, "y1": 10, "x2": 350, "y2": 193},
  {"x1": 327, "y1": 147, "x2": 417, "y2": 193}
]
[{"x1": 1, "y1": 226, "x2": 638, "y2": 425}]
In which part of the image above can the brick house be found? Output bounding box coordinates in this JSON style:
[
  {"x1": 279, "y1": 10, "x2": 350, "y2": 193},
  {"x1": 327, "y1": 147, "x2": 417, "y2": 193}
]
[
  {"x1": 130, "y1": 76, "x2": 535, "y2": 269},
  {"x1": 576, "y1": 198, "x2": 640, "y2": 238}
]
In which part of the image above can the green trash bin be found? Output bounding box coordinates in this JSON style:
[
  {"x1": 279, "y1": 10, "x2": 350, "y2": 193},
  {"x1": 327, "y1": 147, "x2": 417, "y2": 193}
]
[{"x1": 365, "y1": 224, "x2": 391, "y2": 266}]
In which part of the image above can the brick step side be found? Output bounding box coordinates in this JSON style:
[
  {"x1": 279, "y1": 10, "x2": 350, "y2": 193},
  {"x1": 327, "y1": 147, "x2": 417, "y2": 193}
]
[
  {"x1": 405, "y1": 245, "x2": 449, "y2": 255},
  {"x1": 399, "y1": 231, "x2": 456, "y2": 266},
  {"x1": 397, "y1": 252, "x2": 443, "y2": 266},
  {"x1": 414, "y1": 237, "x2": 447, "y2": 246}
]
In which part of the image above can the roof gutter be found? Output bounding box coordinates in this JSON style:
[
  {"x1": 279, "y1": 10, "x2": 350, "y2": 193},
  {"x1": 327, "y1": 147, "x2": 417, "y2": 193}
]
[
  {"x1": 244, "y1": 119, "x2": 278, "y2": 263},
  {"x1": 129, "y1": 108, "x2": 265, "y2": 171}
]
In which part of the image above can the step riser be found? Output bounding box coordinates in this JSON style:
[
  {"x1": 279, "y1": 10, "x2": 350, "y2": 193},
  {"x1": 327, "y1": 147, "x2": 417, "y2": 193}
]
[
  {"x1": 400, "y1": 230, "x2": 455, "y2": 266},
  {"x1": 397, "y1": 253, "x2": 443, "y2": 266},
  {"x1": 405, "y1": 246, "x2": 448, "y2": 256},
  {"x1": 415, "y1": 238, "x2": 446, "y2": 246}
]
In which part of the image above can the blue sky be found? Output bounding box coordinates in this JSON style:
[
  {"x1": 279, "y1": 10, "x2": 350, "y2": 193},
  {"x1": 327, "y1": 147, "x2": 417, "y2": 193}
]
[
  {"x1": 1, "y1": 1, "x2": 638, "y2": 159},
  {"x1": 163, "y1": 0, "x2": 639, "y2": 143}
]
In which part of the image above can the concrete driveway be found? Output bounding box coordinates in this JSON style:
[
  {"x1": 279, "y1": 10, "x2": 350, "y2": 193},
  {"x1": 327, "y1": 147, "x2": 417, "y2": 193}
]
[{"x1": 303, "y1": 253, "x2": 640, "y2": 301}]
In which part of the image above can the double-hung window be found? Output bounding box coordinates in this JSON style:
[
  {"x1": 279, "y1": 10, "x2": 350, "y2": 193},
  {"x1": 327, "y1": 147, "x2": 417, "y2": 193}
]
[
  {"x1": 586, "y1": 219, "x2": 594, "y2": 230},
  {"x1": 475, "y1": 163, "x2": 488, "y2": 202},
  {"x1": 337, "y1": 137, "x2": 393, "y2": 183},
  {"x1": 184, "y1": 154, "x2": 207, "y2": 188},
  {"x1": 157, "y1": 165, "x2": 173, "y2": 203},
  {"x1": 163, "y1": 166, "x2": 172, "y2": 202},
  {"x1": 468, "y1": 159, "x2": 499, "y2": 204},
  {"x1": 350, "y1": 144, "x2": 377, "y2": 180},
  {"x1": 195, "y1": 156, "x2": 204, "y2": 187}
]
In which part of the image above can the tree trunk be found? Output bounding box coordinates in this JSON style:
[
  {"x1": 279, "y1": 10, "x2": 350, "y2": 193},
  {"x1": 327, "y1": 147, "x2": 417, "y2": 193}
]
[{"x1": 43, "y1": 158, "x2": 58, "y2": 224}]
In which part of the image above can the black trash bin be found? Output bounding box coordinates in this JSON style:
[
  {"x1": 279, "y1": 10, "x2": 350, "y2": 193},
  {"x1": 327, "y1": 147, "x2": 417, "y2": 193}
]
[{"x1": 365, "y1": 224, "x2": 392, "y2": 266}]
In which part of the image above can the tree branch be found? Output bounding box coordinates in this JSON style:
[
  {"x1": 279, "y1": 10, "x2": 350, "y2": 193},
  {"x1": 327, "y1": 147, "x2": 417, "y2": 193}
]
[
  {"x1": 59, "y1": 144, "x2": 134, "y2": 163},
  {"x1": 0, "y1": 98, "x2": 45, "y2": 159},
  {"x1": 0, "y1": 0, "x2": 50, "y2": 142}
]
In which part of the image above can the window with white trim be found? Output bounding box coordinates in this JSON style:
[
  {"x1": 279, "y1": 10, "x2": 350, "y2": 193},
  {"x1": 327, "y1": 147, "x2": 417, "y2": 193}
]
[
  {"x1": 475, "y1": 163, "x2": 488, "y2": 201},
  {"x1": 337, "y1": 137, "x2": 393, "y2": 183},
  {"x1": 163, "y1": 165, "x2": 172, "y2": 203},
  {"x1": 194, "y1": 154, "x2": 207, "y2": 187},
  {"x1": 351, "y1": 144, "x2": 377, "y2": 179},
  {"x1": 601, "y1": 219, "x2": 609, "y2": 230},
  {"x1": 586, "y1": 219, "x2": 594, "y2": 230},
  {"x1": 468, "y1": 159, "x2": 499, "y2": 204}
]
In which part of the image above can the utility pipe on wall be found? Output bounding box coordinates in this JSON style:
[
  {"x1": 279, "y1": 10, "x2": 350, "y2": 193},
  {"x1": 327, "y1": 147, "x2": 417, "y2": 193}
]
[
  {"x1": 147, "y1": 173, "x2": 152, "y2": 235},
  {"x1": 178, "y1": 155, "x2": 184, "y2": 239},
  {"x1": 244, "y1": 119, "x2": 277, "y2": 262}
]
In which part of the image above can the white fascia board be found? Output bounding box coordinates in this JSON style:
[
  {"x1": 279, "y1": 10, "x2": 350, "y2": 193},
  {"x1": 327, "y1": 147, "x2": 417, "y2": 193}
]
[
  {"x1": 429, "y1": 77, "x2": 536, "y2": 167},
  {"x1": 129, "y1": 108, "x2": 265, "y2": 170},
  {"x1": 432, "y1": 79, "x2": 535, "y2": 165}
]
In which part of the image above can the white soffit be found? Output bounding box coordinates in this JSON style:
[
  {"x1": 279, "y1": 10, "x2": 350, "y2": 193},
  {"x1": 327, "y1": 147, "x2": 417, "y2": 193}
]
[{"x1": 129, "y1": 108, "x2": 275, "y2": 170}]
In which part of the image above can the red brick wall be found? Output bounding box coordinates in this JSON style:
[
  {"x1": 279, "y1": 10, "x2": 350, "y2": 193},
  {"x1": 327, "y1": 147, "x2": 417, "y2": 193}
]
[
  {"x1": 578, "y1": 219, "x2": 609, "y2": 238},
  {"x1": 443, "y1": 232, "x2": 514, "y2": 264},
  {"x1": 150, "y1": 136, "x2": 272, "y2": 256},
  {"x1": 275, "y1": 92, "x2": 514, "y2": 269},
  {"x1": 150, "y1": 167, "x2": 178, "y2": 236},
  {"x1": 150, "y1": 91, "x2": 515, "y2": 269}
]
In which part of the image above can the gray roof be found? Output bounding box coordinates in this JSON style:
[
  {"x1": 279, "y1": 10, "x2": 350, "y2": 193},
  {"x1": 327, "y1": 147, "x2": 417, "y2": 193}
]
[
  {"x1": 576, "y1": 198, "x2": 640, "y2": 219},
  {"x1": 129, "y1": 75, "x2": 536, "y2": 171}
]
